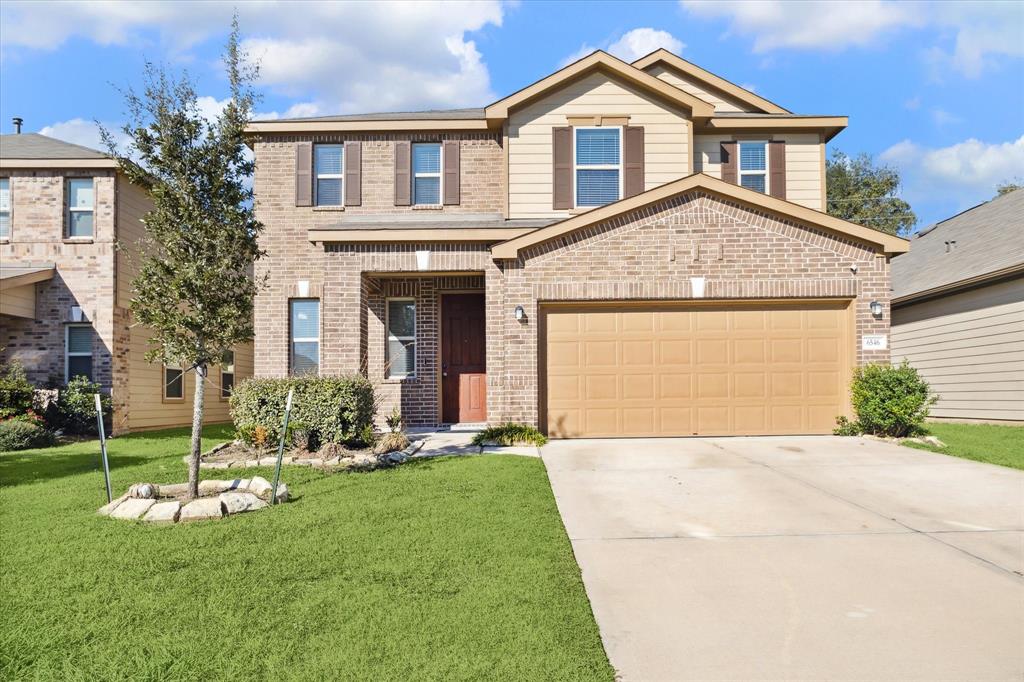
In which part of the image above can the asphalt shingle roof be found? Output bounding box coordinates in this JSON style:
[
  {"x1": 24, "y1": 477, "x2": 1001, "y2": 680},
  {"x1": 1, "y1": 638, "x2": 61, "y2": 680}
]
[
  {"x1": 252, "y1": 108, "x2": 485, "y2": 124},
  {"x1": 0, "y1": 133, "x2": 107, "y2": 160},
  {"x1": 891, "y1": 189, "x2": 1024, "y2": 300}
]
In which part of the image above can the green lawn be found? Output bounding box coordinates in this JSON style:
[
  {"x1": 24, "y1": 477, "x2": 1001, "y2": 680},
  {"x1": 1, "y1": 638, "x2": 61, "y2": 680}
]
[
  {"x1": 0, "y1": 427, "x2": 612, "y2": 681},
  {"x1": 902, "y1": 422, "x2": 1024, "y2": 470}
]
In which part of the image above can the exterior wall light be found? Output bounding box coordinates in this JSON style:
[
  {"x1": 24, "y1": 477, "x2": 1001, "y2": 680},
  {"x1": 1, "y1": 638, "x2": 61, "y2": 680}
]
[
  {"x1": 869, "y1": 300, "x2": 883, "y2": 317},
  {"x1": 514, "y1": 305, "x2": 525, "y2": 321}
]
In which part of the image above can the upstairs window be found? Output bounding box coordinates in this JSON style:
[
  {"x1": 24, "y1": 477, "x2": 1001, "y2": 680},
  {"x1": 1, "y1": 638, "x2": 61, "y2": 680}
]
[
  {"x1": 0, "y1": 178, "x2": 9, "y2": 239},
  {"x1": 386, "y1": 299, "x2": 416, "y2": 378},
  {"x1": 65, "y1": 325, "x2": 94, "y2": 382},
  {"x1": 412, "y1": 143, "x2": 441, "y2": 205},
  {"x1": 290, "y1": 299, "x2": 320, "y2": 376},
  {"x1": 739, "y1": 141, "x2": 768, "y2": 194},
  {"x1": 221, "y1": 350, "x2": 235, "y2": 399},
  {"x1": 575, "y1": 127, "x2": 621, "y2": 207},
  {"x1": 314, "y1": 144, "x2": 344, "y2": 206},
  {"x1": 67, "y1": 178, "x2": 94, "y2": 238}
]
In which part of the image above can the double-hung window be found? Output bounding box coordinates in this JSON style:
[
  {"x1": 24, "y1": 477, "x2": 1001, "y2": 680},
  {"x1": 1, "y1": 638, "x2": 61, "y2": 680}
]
[
  {"x1": 0, "y1": 178, "x2": 10, "y2": 239},
  {"x1": 314, "y1": 144, "x2": 344, "y2": 206},
  {"x1": 575, "y1": 127, "x2": 621, "y2": 207},
  {"x1": 221, "y1": 350, "x2": 235, "y2": 399},
  {"x1": 386, "y1": 299, "x2": 415, "y2": 378},
  {"x1": 65, "y1": 325, "x2": 93, "y2": 382},
  {"x1": 412, "y1": 143, "x2": 442, "y2": 205},
  {"x1": 164, "y1": 364, "x2": 184, "y2": 400},
  {"x1": 290, "y1": 299, "x2": 320, "y2": 376},
  {"x1": 738, "y1": 141, "x2": 768, "y2": 194},
  {"x1": 66, "y1": 178, "x2": 94, "y2": 238}
]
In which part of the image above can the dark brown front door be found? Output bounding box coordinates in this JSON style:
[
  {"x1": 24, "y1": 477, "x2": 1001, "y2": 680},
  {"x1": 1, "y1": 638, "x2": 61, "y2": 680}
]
[{"x1": 441, "y1": 293, "x2": 486, "y2": 423}]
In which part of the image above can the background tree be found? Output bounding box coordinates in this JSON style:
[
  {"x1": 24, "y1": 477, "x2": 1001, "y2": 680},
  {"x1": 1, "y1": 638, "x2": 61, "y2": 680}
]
[
  {"x1": 102, "y1": 19, "x2": 264, "y2": 498},
  {"x1": 826, "y1": 151, "x2": 916, "y2": 236},
  {"x1": 995, "y1": 179, "x2": 1022, "y2": 197}
]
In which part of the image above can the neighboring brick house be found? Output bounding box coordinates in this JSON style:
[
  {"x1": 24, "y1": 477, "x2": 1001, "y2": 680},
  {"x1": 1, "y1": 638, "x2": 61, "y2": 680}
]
[
  {"x1": 247, "y1": 49, "x2": 908, "y2": 437},
  {"x1": 0, "y1": 132, "x2": 252, "y2": 434}
]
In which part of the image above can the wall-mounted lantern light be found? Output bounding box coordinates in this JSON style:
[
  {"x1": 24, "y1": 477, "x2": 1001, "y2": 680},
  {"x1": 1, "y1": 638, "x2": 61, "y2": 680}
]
[
  {"x1": 869, "y1": 300, "x2": 883, "y2": 317},
  {"x1": 514, "y1": 305, "x2": 525, "y2": 322}
]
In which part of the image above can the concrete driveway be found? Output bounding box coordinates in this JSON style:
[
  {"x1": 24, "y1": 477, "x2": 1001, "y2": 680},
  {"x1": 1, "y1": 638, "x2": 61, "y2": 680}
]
[{"x1": 542, "y1": 436, "x2": 1024, "y2": 681}]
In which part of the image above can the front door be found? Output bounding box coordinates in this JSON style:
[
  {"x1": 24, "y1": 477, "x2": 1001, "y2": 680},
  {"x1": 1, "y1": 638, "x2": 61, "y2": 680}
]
[{"x1": 441, "y1": 293, "x2": 487, "y2": 423}]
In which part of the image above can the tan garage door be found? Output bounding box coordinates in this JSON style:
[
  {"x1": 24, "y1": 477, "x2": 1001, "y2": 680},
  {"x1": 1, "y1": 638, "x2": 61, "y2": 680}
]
[{"x1": 543, "y1": 302, "x2": 852, "y2": 438}]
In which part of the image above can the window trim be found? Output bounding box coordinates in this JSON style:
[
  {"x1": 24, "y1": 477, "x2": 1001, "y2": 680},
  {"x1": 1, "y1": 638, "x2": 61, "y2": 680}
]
[
  {"x1": 65, "y1": 177, "x2": 95, "y2": 238},
  {"x1": 573, "y1": 125, "x2": 624, "y2": 209},
  {"x1": 64, "y1": 324, "x2": 93, "y2": 383},
  {"x1": 220, "y1": 350, "x2": 235, "y2": 401},
  {"x1": 289, "y1": 298, "x2": 321, "y2": 376},
  {"x1": 314, "y1": 144, "x2": 345, "y2": 207},
  {"x1": 385, "y1": 297, "x2": 416, "y2": 379},
  {"x1": 163, "y1": 363, "x2": 185, "y2": 402},
  {"x1": 412, "y1": 142, "x2": 443, "y2": 207},
  {"x1": 737, "y1": 139, "x2": 769, "y2": 195},
  {"x1": 0, "y1": 177, "x2": 10, "y2": 240}
]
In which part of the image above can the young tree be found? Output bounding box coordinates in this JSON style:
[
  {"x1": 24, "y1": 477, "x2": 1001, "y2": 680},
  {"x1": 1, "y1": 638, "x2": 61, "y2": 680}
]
[
  {"x1": 826, "y1": 151, "x2": 916, "y2": 236},
  {"x1": 102, "y1": 19, "x2": 264, "y2": 498}
]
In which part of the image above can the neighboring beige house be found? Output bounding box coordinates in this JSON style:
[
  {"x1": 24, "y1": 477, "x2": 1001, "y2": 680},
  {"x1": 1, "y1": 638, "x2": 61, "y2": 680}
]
[
  {"x1": 891, "y1": 189, "x2": 1024, "y2": 423},
  {"x1": 246, "y1": 48, "x2": 907, "y2": 438},
  {"x1": 0, "y1": 132, "x2": 253, "y2": 434}
]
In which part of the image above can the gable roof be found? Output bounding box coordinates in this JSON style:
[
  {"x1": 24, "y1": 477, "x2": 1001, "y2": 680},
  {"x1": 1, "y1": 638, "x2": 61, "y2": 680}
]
[
  {"x1": 892, "y1": 189, "x2": 1024, "y2": 303},
  {"x1": 484, "y1": 50, "x2": 715, "y2": 122},
  {"x1": 0, "y1": 133, "x2": 117, "y2": 168},
  {"x1": 632, "y1": 49, "x2": 789, "y2": 115},
  {"x1": 491, "y1": 173, "x2": 909, "y2": 259}
]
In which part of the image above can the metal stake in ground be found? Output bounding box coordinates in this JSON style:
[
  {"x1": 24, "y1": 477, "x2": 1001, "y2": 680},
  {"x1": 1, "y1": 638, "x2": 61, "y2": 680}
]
[
  {"x1": 95, "y1": 393, "x2": 112, "y2": 504},
  {"x1": 269, "y1": 388, "x2": 294, "y2": 506}
]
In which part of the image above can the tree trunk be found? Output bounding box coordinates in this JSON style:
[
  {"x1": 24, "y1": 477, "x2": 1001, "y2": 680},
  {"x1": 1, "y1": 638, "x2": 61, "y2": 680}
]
[{"x1": 187, "y1": 363, "x2": 207, "y2": 499}]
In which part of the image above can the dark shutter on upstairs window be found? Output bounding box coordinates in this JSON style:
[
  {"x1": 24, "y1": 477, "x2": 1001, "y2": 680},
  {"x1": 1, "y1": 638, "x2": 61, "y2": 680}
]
[
  {"x1": 769, "y1": 139, "x2": 786, "y2": 200},
  {"x1": 552, "y1": 126, "x2": 573, "y2": 210},
  {"x1": 720, "y1": 141, "x2": 737, "y2": 185},
  {"x1": 344, "y1": 141, "x2": 361, "y2": 206},
  {"x1": 295, "y1": 141, "x2": 312, "y2": 207},
  {"x1": 623, "y1": 126, "x2": 645, "y2": 198},
  {"x1": 443, "y1": 140, "x2": 460, "y2": 205},
  {"x1": 394, "y1": 141, "x2": 411, "y2": 206}
]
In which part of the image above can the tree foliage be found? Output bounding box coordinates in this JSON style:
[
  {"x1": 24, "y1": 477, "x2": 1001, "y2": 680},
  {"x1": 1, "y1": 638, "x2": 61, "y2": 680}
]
[
  {"x1": 101, "y1": 18, "x2": 263, "y2": 497},
  {"x1": 826, "y1": 151, "x2": 916, "y2": 236},
  {"x1": 995, "y1": 179, "x2": 1022, "y2": 197}
]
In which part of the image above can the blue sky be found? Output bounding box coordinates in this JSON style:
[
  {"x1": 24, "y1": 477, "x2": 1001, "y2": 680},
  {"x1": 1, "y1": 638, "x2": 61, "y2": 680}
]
[{"x1": 1, "y1": 0, "x2": 1022, "y2": 228}]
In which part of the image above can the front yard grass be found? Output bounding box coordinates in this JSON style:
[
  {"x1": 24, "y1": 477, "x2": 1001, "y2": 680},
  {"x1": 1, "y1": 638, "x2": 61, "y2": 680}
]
[
  {"x1": 902, "y1": 422, "x2": 1024, "y2": 471},
  {"x1": 0, "y1": 426, "x2": 612, "y2": 681}
]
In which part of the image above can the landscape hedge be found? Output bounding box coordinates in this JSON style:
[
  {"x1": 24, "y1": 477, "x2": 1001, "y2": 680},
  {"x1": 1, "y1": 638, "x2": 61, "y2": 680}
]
[{"x1": 229, "y1": 375, "x2": 376, "y2": 449}]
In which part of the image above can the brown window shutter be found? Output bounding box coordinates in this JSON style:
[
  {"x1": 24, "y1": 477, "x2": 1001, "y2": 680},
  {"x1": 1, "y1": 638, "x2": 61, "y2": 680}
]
[
  {"x1": 552, "y1": 126, "x2": 573, "y2": 210},
  {"x1": 394, "y1": 141, "x2": 411, "y2": 206},
  {"x1": 623, "y1": 126, "x2": 645, "y2": 198},
  {"x1": 343, "y1": 141, "x2": 361, "y2": 206},
  {"x1": 443, "y1": 140, "x2": 460, "y2": 205},
  {"x1": 720, "y1": 141, "x2": 737, "y2": 184},
  {"x1": 295, "y1": 141, "x2": 312, "y2": 207},
  {"x1": 769, "y1": 140, "x2": 786, "y2": 199}
]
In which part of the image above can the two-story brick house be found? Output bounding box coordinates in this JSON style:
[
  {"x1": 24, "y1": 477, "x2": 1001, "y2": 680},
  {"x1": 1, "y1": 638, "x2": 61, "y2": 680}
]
[
  {"x1": 247, "y1": 49, "x2": 908, "y2": 438},
  {"x1": 0, "y1": 132, "x2": 252, "y2": 433}
]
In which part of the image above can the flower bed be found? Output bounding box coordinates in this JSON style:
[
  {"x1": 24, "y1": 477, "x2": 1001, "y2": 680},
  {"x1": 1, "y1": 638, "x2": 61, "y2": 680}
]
[{"x1": 193, "y1": 438, "x2": 422, "y2": 472}]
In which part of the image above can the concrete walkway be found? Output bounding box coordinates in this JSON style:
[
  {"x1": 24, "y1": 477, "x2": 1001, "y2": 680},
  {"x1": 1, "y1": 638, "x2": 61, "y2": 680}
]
[{"x1": 542, "y1": 436, "x2": 1024, "y2": 681}]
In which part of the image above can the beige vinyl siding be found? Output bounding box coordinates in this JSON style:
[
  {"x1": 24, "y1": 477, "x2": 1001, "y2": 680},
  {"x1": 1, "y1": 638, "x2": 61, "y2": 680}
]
[
  {"x1": 115, "y1": 178, "x2": 152, "y2": 308},
  {"x1": 1, "y1": 283, "x2": 35, "y2": 318},
  {"x1": 646, "y1": 64, "x2": 755, "y2": 113},
  {"x1": 694, "y1": 133, "x2": 823, "y2": 210},
  {"x1": 891, "y1": 277, "x2": 1024, "y2": 422},
  {"x1": 508, "y1": 70, "x2": 691, "y2": 219}
]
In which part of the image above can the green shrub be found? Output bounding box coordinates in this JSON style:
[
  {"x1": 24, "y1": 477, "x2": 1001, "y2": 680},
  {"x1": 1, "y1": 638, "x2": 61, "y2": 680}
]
[
  {"x1": 230, "y1": 375, "x2": 376, "y2": 448},
  {"x1": 0, "y1": 419, "x2": 55, "y2": 452},
  {"x1": 832, "y1": 415, "x2": 862, "y2": 436},
  {"x1": 840, "y1": 361, "x2": 937, "y2": 438},
  {"x1": 471, "y1": 423, "x2": 549, "y2": 447},
  {"x1": 374, "y1": 431, "x2": 411, "y2": 455},
  {"x1": 0, "y1": 362, "x2": 35, "y2": 420},
  {"x1": 52, "y1": 376, "x2": 111, "y2": 435}
]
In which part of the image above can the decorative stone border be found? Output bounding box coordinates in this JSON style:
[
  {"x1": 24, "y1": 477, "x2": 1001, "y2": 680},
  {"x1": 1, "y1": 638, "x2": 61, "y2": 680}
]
[
  {"x1": 191, "y1": 440, "x2": 424, "y2": 470},
  {"x1": 97, "y1": 476, "x2": 289, "y2": 524}
]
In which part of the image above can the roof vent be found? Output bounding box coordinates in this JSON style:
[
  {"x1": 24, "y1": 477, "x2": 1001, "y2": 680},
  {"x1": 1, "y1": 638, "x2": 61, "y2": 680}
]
[
  {"x1": 945, "y1": 240, "x2": 957, "y2": 253},
  {"x1": 12, "y1": 117, "x2": 23, "y2": 134}
]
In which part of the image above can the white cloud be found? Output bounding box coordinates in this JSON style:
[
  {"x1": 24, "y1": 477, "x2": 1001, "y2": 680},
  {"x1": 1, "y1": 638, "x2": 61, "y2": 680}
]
[
  {"x1": 679, "y1": 0, "x2": 1023, "y2": 77},
  {"x1": 1, "y1": 1, "x2": 505, "y2": 113},
  {"x1": 881, "y1": 135, "x2": 1024, "y2": 207},
  {"x1": 560, "y1": 27, "x2": 685, "y2": 67},
  {"x1": 930, "y1": 108, "x2": 962, "y2": 127},
  {"x1": 37, "y1": 118, "x2": 121, "y2": 153}
]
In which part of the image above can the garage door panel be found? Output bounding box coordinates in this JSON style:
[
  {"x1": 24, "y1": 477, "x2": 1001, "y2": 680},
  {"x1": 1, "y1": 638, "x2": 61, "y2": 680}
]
[{"x1": 545, "y1": 303, "x2": 850, "y2": 437}]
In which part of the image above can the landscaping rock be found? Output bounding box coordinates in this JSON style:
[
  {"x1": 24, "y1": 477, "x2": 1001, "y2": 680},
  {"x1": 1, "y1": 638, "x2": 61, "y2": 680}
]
[
  {"x1": 128, "y1": 483, "x2": 157, "y2": 499},
  {"x1": 219, "y1": 492, "x2": 267, "y2": 515},
  {"x1": 923, "y1": 436, "x2": 946, "y2": 448},
  {"x1": 157, "y1": 483, "x2": 189, "y2": 498},
  {"x1": 179, "y1": 498, "x2": 224, "y2": 522},
  {"x1": 143, "y1": 501, "x2": 181, "y2": 524},
  {"x1": 258, "y1": 456, "x2": 278, "y2": 466},
  {"x1": 198, "y1": 480, "x2": 234, "y2": 495},
  {"x1": 110, "y1": 498, "x2": 156, "y2": 520},
  {"x1": 386, "y1": 452, "x2": 408, "y2": 465},
  {"x1": 225, "y1": 478, "x2": 250, "y2": 492},
  {"x1": 97, "y1": 493, "x2": 129, "y2": 516},
  {"x1": 248, "y1": 475, "x2": 272, "y2": 498},
  {"x1": 205, "y1": 461, "x2": 232, "y2": 470},
  {"x1": 245, "y1": 459, "x2": 260, "y2": 468}
]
